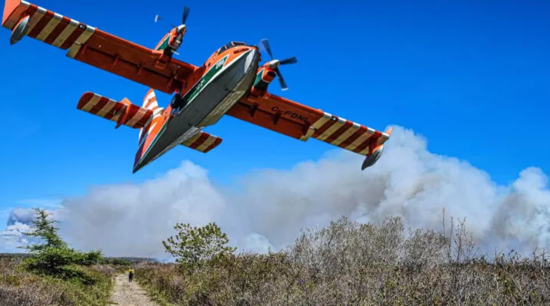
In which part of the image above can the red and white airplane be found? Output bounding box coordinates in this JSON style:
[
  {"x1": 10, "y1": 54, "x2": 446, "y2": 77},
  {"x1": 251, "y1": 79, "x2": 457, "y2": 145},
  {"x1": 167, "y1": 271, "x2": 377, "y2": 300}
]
[{"x1": 3, "y1": 0, "x2": 393, "y2": 173}]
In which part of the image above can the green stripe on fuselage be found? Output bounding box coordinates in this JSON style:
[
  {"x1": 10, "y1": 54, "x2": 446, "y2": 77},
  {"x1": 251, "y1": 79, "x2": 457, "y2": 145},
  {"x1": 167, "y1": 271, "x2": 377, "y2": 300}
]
[
  {"x1": 137, "y1": 52, "x2": 240, "y2": 165},
  {"x1": 184, "y1": 54, "x2": 229, "y2": 104}
]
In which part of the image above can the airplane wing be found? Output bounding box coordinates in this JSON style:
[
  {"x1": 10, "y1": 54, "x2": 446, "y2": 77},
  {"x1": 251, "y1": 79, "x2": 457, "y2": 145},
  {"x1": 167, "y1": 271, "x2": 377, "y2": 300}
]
[
  {"x1": 180, "y1": 131, "x2": 222, "y2": 153},
  {"x1": 227, "y1": 93, "x2": 392, "y2": 166},
  {"x1": 77, "y1": 92, "x2": 153, "y2": 129},
  {"x1": 2, "y1": 0, "x2": 198, "y2": 94}
]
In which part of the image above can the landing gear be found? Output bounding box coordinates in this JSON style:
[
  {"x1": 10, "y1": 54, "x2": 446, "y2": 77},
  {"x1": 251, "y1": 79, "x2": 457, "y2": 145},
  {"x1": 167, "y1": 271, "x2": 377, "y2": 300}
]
[
  {"x1": 170, "y1": 93, "x2": 183, "y2": 109},
  {"x1": 170, "y1": 93, "x2": 190, "y2": 114}
]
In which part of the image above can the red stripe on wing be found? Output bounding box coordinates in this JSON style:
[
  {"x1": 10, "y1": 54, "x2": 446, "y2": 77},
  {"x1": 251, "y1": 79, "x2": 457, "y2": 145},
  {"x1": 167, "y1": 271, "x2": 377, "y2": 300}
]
[
  {"x1": 353, "y1": 131, "x2": 380, "y2": 154},
  {"x1": 325, "y1": 120, "x2": 354, "y2": 143},
  {"x1": 313, "y1": 116, "x2": 338, "y2": 138},
  {"x1": 59, "y1": 23, "x2": 85, "y2": 49},
  {"x1": 22, "y1": 5, "x2": 38, "y2": 23},
  {"x1": 338, "y1": 126, "x2": 368, "y2": 148},
  {"x1": 44, "y1": 16, "x2": 70, "y2": 44},
  {"x1": 27, "y1": 10, "x2": 53, "y2": 38}
]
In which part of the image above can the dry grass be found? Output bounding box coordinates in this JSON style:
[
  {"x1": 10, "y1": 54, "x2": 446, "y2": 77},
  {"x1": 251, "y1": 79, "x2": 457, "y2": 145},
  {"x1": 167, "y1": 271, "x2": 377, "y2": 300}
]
[
  {"x1": 0, "y1": 256, "x2": 117, "y2": 306},
  {"x1": 136, "y1": 216, "x2": 550, "y2": 306}
]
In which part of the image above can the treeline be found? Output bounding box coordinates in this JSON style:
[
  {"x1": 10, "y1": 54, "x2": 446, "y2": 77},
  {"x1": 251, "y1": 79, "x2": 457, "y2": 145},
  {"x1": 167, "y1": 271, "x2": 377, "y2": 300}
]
[
  {"x1": 0, "y1": 253, "x2": 157, "y2": 264},
  {"x1": 135, "y1": 217, "x2": 550, "y2": 305},
  {"x1": 2, "y1": 207, "x2": 550, "y2": 305}
]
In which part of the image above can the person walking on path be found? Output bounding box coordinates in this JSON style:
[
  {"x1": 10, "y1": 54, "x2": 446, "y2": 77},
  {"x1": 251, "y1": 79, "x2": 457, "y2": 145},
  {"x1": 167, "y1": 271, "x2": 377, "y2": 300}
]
[{"x1": 128, "y1": 267, "x2": 135, "y2": 282}]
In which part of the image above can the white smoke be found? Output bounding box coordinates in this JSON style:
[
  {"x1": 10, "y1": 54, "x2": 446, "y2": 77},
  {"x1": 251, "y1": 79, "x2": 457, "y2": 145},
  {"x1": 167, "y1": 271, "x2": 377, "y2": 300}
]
[{"x1": 2, "y1": 126, "x2": 549, "y2": 258}]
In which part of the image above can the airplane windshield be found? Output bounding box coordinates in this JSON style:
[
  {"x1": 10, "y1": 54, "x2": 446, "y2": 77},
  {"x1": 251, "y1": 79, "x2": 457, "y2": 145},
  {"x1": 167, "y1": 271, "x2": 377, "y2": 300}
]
[{"x1": 218, "y1": 41, "x2": 247, "y2": 54}]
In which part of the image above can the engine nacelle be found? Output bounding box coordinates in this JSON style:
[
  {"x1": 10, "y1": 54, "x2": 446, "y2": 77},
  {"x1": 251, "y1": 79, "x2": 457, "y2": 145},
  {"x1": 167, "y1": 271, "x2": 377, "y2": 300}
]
[
  {"x1": 155, "y1": 25, "x2": 186, "y2": 56},
  {"x1": 10, "y1": 15, "x2": 30, "y2": 45},
  {"x1": 252, "y1": 66, "x2": 277, "y2": 93}
]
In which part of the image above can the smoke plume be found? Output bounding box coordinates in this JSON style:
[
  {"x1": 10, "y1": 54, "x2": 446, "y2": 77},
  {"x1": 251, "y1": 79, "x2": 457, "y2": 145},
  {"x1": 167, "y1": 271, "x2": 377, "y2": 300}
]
[{"x1": 2, "y1": 126, "x2": 549, "y2": 258}]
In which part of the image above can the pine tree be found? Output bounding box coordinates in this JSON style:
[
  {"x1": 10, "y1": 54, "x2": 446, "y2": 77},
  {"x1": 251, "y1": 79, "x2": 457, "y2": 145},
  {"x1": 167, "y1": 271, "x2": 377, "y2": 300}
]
[
  {"x1": 22, "y1": 208, "x2": 67, "y2": 253},
  {"x1": 21, "y1": 208, "x2": 103, "y2": 282}
]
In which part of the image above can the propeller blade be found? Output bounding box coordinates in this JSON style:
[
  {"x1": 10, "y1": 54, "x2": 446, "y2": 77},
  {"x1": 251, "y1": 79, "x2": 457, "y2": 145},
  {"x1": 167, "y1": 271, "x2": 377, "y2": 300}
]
[
  {"x1": 182, "y1": 7, "x2": 190, "y2": 24},
  {"x1": 259, "y1": 39, "x2": 273, "y2": 60},
  {"x1": 154, "y1": 15, "x2": 161, "y2": 23},
  {"x1": 279, "y1": 56, "x2": 297, "y2": 65},
  {"x1": 275, "y1": 68, "x2": 288, "y2": 91}
]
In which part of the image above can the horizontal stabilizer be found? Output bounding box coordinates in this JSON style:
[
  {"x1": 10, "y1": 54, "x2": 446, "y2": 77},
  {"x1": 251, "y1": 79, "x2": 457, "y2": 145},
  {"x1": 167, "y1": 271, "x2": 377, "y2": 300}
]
[
  {"x1": 77, "y1": 92, "x2": 153, "y2": 129},
  {"x1": 180, "y1": 131, "x2": 222, "y2": 153}
]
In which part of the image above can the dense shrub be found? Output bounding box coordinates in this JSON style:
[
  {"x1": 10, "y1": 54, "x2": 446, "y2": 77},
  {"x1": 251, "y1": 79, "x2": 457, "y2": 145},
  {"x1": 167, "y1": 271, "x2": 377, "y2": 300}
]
[
  {"x1": 137, "y1": 216, "x2": 550, "y2": 305},
  {"x1": 20, "y1": 208, "x2": 104, "y2": 283},
  {"x1": 0, "y1": 257, "x2": 116, "y2": 306},
  {"x1": 0, "y1": 208, "x2": 116, "y2": 306}
]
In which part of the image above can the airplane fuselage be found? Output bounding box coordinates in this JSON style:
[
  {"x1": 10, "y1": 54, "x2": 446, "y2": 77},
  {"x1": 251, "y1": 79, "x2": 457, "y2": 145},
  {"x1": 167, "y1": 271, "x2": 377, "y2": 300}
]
[{"x1": 133, "y1": 43, "x2": 260, "y2": 172}]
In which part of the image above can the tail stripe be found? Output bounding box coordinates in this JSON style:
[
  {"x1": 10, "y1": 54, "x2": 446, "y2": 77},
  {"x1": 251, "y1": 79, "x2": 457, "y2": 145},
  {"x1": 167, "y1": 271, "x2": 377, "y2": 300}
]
[
  {"x1": 204, "y1": 138, "x2": 223, "y2": 153},
  {"x1": 143, "y1": 89, "x2": 159, "y2": 110},
  {"x1": 126, "y1": 109, "x2": 148, "y2": 127}
]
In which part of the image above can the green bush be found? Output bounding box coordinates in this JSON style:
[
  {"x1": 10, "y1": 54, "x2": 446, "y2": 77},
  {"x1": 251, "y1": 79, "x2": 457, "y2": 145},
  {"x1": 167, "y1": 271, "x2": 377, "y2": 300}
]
[{"x1": 162, "y1": 222, "x2": 236, "y2": 272}]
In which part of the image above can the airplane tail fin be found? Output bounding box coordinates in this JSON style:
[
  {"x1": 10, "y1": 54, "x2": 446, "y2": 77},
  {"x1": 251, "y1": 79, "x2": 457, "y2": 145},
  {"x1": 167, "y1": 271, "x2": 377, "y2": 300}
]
[
  {"x1": 138, "y1": 89, "x2": 161, "y2": 141},
  {"x1": 134, "y1": 89, "x2": 166, "y2": 173},
  {"x1": 142, "y1": 88, "x2": 159, "y2": 111}
]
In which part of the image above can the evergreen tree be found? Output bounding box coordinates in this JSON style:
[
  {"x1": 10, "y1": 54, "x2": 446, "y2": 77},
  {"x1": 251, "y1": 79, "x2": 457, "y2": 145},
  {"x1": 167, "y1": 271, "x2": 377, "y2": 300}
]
[
  {"x1": 21, "y1": 208, "x2": 103, "y2": 282},
  {"x1": 22, "y1": 208, "x2": 67, "y2": 253}
]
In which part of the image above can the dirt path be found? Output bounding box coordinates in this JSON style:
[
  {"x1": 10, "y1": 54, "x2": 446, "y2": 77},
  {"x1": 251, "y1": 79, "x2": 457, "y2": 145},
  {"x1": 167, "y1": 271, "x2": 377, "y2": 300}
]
[{"x1": 108, "y1": 273, "x2": 159, "y2": 306}]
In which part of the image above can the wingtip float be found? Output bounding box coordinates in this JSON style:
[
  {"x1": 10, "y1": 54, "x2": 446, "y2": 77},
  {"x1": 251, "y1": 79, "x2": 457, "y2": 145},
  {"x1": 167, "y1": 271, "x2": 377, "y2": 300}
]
[{"x1": 3, "y1": 0, "x2": 392, "y2": 173}]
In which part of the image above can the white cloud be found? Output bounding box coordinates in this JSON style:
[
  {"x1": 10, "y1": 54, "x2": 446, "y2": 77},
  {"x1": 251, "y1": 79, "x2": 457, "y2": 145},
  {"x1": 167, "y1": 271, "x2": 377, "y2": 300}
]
[{"x1": 2, "y1": 126, "x2": 549, "y2": 259}]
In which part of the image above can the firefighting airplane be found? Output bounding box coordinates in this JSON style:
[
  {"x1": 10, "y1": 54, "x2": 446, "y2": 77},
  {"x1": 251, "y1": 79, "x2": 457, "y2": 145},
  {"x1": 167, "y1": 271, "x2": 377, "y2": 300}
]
[{"x1": 2, "y1": 0, "x2": 393, "y2": 173}]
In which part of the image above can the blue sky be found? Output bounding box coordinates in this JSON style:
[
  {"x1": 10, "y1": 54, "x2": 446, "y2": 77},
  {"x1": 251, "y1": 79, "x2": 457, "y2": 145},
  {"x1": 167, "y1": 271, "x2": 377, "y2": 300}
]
[{"x1": 0, "y1": 0, "x2": 549, "y2": 224}]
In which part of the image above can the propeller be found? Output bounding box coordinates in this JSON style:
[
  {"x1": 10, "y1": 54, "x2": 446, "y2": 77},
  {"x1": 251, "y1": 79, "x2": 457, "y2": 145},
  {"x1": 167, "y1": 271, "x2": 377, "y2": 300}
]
[
  {"x1": 258, "y1": 39, "x2": 297, "y2": 91},
  {"x1": 182, "y1": 7, "x2": 190, "y2": 25},
  {"x1": 155, "y1": 6, "x2": 190, "y2": 33}
]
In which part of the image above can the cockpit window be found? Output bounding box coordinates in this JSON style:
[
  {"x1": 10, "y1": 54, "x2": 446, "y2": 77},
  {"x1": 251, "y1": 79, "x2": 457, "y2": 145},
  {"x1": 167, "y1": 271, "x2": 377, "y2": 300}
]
[{"x1": 217, "y1": 41, "x2": 247, "y2": 54}]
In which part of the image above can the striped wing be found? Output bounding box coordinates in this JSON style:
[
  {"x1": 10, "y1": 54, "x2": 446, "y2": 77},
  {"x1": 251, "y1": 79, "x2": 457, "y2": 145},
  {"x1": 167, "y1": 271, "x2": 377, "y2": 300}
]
[
  {"x1": 2, "y1": 0, "x2": 197, "y2": 94},
  {"x1": 181, "y1": 131, "x2": 222, "y2": 153},
  {"x1": 77, "y1": 92, "x2": 152, "y2": 129},
  {"x1": 227, "y1": 93, "x2": 391, "y2": 156}
]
